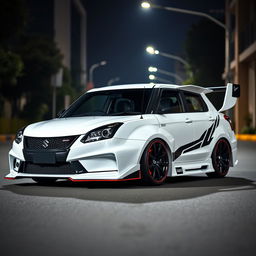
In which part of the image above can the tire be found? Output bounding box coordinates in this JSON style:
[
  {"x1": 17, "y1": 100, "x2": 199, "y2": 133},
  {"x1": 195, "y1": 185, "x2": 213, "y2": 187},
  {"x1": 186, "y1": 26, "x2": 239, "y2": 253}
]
[
  {"x1": 207, "y1": 139, "x2": 231, "y2": 178},
  {"x1": 140, "y1": 139, "x2": 170, "y2": 185},
  {"x1": 32, "y1": 178, "x2": 57, "y2": 184}
]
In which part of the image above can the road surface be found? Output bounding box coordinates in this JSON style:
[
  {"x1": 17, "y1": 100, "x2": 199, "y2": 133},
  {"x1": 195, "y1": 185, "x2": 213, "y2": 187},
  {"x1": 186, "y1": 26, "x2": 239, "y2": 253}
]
[{"x1": 0, "y1": 141, "x2": 255, "y2": 256}]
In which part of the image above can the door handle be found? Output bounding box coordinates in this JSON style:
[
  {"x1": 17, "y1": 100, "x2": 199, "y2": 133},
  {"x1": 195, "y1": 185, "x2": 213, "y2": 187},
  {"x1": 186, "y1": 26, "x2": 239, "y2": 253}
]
[
  {"x1": 185, "y1": 118, "x2": 192, "y2": 123},
  {"x1": 209, "y1": 116, "x2": 215, "y2": 121}
]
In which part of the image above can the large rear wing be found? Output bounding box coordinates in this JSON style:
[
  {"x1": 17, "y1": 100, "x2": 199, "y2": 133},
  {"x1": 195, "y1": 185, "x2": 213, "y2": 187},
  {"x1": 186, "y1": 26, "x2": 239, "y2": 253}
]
[{"x1": 207, "y1": 83, "x2": 240, "y2": 112}]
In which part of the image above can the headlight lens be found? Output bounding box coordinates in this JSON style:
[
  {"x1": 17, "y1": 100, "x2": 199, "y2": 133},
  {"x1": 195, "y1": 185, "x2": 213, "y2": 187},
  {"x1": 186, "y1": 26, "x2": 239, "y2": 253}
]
[
  {"x1": 81, "y1": 123, "x2": 123, "y2": 143},
  {"x1": 15, "y1": 127, "x2": 26, "y2": 144}
]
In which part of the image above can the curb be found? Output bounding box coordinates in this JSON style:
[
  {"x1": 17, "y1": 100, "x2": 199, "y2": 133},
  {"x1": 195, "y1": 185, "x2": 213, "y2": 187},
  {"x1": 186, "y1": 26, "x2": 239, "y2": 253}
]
[
  {"x1": 236, "y1": 134, "x2": 256, "y2": 142},
  {"x1": 0, "y1": 135, "x2": 15, "y2": 143}
]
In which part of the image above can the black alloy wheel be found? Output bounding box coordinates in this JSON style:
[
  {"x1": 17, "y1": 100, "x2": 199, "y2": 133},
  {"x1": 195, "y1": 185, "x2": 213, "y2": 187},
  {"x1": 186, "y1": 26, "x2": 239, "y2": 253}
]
[
  {"x1": 207, "y1": 139, "x2": 231, "y2": 178},
  {"x1": 141, "y1": 139, "x2": 170, "y2": 185}
]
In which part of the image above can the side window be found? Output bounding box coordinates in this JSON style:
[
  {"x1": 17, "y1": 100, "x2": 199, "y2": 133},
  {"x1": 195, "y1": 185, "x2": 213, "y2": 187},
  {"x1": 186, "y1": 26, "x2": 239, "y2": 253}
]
[
  {"x1": 183, "y1": 92, "x2": 208, "y2": 112},
  {"x1": 157, "y1": 90, "x2": 183, "y2": 114}
]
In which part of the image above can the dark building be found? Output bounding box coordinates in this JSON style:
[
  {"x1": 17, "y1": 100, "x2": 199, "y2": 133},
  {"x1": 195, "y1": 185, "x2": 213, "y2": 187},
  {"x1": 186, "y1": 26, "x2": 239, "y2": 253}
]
[
  {"x1": 26, "y1": 0, "x2": 87, "y2": 91},
  {"x1": 225, "y1": 0, "x2": 256, "y2": 132}
]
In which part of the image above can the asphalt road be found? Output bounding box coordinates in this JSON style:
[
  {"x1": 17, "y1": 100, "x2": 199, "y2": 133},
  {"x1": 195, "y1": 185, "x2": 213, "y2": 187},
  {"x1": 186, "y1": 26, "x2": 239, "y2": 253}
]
[{"x1": 0, "y1": 141, "x2": 256, "y2": 256}]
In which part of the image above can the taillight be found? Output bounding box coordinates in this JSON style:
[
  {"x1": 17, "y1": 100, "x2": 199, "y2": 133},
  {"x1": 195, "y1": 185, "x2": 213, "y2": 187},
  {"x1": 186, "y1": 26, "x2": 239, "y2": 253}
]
[{"x1": 224, "y1": 114, "x2": 233, "y2": 130}]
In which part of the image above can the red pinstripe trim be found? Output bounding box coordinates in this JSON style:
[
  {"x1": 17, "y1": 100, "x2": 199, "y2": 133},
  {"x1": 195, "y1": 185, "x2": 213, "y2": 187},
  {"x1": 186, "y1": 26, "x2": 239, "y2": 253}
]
[
  {"x1": 4, "y1": 177, "x2": 16, "y2": 180},
  {"x1": 69, "y1": 171, "x2": 141, "y2": 182}
]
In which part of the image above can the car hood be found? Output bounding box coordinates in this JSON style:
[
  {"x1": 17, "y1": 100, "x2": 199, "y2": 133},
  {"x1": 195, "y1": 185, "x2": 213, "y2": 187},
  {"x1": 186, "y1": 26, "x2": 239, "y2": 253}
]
[{"x1": 24, "y1": 116, "x2": 141, "y2": 137}]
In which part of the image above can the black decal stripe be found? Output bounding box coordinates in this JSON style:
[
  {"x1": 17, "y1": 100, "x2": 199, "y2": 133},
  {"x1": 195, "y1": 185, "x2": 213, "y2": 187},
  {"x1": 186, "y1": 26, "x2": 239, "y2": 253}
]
[
  {"x1": 216, "y1": 115, "x2": 220, "y2": 127},
  {"x1": 202, "y1": 122, "x2": 215, "y2": 146},
  {"x1": 183, "y1": 141, "x2": 201, "y2": 154},
  {"x1": 174, "y1": 116, "x2": 220, "y2": 161},
  {"x1": 174, "y1": 130, "x2": 206, "y2": 160},
  {"x1": 208, "y1": 117, "x2": 218, "y2": 142}
]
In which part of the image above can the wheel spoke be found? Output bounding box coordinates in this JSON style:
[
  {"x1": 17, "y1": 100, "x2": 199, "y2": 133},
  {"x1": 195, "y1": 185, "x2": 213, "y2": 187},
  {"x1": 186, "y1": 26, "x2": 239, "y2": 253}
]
[
  {"x1": 213, "y1": 140, "x2": 230, "y2": 174},
  {"x1": 146, "y1": 141, "x2": 170, "y2": 182}
]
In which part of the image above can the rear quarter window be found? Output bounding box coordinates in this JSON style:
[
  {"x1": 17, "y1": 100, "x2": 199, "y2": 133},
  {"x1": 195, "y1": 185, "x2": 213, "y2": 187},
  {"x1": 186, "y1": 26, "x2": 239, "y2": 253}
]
[{"x1": 183, "y1": 92, "x2": 208, "y2": 112}]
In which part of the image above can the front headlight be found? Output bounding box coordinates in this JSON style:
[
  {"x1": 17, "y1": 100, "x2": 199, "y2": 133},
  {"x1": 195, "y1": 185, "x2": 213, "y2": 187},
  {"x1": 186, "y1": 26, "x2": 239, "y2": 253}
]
[
  {"x1": 15, "y1": 126, "x2": 26, "y2": 144},
  {"x1": 81, "y1": 123, "x2": 123, "y2": 143}
]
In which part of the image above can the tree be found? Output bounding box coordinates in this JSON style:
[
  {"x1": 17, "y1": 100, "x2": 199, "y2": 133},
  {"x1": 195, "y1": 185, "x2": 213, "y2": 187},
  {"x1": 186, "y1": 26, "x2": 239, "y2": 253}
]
[
  {"x1": 17, "y1": 36, "x2": 63, "y2": 120},
  {"x1": 184, "y1": 19, "x2": 225, "y2": 85}
]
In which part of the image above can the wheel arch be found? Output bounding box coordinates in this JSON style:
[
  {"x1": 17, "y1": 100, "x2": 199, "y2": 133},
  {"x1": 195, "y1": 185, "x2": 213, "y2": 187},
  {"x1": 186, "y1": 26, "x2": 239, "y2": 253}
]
[
  {"x1": 212, "y1": 136, "x2": 233, "y2": 167},
  {"x1": 139, "y1": 136, "x2": 173, "y2": 177}
]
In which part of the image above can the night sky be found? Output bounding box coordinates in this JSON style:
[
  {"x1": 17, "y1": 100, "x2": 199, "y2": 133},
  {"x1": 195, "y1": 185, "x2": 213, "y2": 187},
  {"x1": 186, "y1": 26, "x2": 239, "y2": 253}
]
[{"x1": 85, "y1": 0, "x2": 225, "y2": 87}]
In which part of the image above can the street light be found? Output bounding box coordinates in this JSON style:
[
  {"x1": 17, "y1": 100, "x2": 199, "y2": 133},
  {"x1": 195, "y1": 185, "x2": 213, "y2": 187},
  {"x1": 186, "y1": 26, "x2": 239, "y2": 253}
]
[
  {"x1": 148, "y1": 66, "x2": 184, "y2": 84},
  {"x1": 141, "y1": 1, "x2": 230, "y2": 81},
  {"x1": 146, "y1": 46, "x2": 189, "y2": 66},
  {"x1": 89, "y1": 60, "x2": 107, "y2": 85},
  {"x1": 148, "y1": 74, "x2": 172, "y2": 84},
  {"x1": 107, "y1": 77, "x2": 120, "y2": 86},
  {"x1": 141, "y1": 2, "x2": 150, "y2": 9}
]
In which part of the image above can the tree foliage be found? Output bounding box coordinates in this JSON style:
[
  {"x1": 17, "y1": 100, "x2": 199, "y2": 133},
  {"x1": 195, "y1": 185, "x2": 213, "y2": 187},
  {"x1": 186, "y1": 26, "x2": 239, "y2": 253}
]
[
  {"x1": 184, "y1": 19, "x2": 225, "y2": 85},
  {"x1": 17, "y1": 36, "x2": 63, "y2": 120}
]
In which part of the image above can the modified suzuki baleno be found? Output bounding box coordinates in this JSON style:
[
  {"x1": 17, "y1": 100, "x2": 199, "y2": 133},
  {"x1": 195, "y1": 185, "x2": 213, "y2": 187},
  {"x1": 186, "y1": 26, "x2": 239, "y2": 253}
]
[{"x1": 6, "y1": 83, "x2": 240, "y2": 185}]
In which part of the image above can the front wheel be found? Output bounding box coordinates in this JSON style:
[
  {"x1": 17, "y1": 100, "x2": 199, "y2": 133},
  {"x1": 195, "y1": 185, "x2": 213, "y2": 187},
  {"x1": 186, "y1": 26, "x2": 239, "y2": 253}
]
[
  {"x1": 140, "y1": 139, "x2": 170, "y2": 185},
  {"x1": 207, "y1": 139, "x2": 231, "y2": 178}
]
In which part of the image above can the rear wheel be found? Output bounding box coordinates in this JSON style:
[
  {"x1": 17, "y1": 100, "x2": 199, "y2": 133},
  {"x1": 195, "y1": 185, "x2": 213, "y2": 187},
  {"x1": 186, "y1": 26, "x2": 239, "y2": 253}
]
[
  {"x1": 141, "y1": 139, "x2": 170, "y2": 185},
  {"x1": 207, "y1": 139, "x2": 231, "y2": 178},
  {"x1": 32, "y1": 178, "x2": 57, "y2": 184}
]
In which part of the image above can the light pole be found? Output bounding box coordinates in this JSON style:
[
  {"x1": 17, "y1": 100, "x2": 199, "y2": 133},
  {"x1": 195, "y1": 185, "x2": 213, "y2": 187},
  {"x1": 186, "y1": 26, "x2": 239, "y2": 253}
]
[
  {"x1": 89, "y1": 60, "x2": 107, "y2": 85},
  {"x1": 142, "y1": 2, "x2": 230, "y2": 82},
  {"x1": 107, "y1": 77, "x2": 120, "y2": 86},
  {"x1": 146, "y1": 46, "x2": 189, "y2": 66},
  {"x1": 149, "y1": 74, "x2": 172, "y2": 84},
  {"x1": 148, "y1": 66, "x2": 184, "y2": 84}
]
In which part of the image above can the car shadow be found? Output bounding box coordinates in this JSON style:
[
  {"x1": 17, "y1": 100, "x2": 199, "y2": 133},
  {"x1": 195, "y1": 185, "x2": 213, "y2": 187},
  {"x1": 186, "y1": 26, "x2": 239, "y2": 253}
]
[{"x1": 1, "y1": 175, "x2": 256, "y2": 204}]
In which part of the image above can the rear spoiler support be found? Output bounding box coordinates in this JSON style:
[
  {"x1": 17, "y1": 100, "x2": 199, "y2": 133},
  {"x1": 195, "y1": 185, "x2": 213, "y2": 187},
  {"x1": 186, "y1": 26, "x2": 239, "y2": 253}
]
[{"x1": 207, "y1": 83, "x2": 240, "y2": 112}]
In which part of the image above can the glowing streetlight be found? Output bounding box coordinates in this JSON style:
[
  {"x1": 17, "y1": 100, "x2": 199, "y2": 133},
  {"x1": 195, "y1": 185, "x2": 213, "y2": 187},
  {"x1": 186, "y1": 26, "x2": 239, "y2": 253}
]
[
  {"x1": 146, "y1": 46, "x2": 159, "y2": 55},
  {"x1": 148, "y1": 66, "x2": 183, "y2": 83},
  {"x1": 149, "y1": 75, "x2": 172, "y2": 83},
  {"x1": 148, "y1": 66, "x2": 157, "y2": 72},
  {"x1": 141, "y1": 2, "x2": 150, "y2": 9},
  {"x1": 146, "y1": 46, "x2": 188, "y2": 66},
  {"x1": 141, "y1": 2, "x2": 230, "y2": 81},
  {"x1": 149, "y1": 74, "x2": 155, "y2": 80}
]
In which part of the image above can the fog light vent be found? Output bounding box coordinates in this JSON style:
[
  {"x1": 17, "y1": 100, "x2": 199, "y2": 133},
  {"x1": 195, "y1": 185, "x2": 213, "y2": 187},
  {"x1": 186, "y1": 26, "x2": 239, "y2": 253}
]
[{"x1": 13, "y1": 158, "x2": 21, "y2": 172}]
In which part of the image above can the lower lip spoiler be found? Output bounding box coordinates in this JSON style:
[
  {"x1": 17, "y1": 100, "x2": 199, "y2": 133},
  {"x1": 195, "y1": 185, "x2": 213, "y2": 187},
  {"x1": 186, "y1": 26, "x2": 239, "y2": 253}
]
[
  {"x1": 69, "y1": 171, "x2": 142, "y2": 182},
  {"x1": 4, "y1": 171, "x2": 142, "y2": 182}
]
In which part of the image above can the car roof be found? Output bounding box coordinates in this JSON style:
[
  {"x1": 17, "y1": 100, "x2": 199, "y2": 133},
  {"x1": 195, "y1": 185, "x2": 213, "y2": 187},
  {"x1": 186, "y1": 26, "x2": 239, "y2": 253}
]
[{"x1": 88, "y1": 83, "x2": 212, "y2": 94}]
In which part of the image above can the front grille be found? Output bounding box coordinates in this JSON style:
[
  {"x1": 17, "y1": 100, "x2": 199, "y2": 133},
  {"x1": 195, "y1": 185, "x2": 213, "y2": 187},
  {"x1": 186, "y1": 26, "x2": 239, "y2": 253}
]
[
  {"x1": 24, "y1": 136, "x2": 78, "y2": 150},
  {"x1": 21, "y1": 161, "x2": 87, "y2": 175}
]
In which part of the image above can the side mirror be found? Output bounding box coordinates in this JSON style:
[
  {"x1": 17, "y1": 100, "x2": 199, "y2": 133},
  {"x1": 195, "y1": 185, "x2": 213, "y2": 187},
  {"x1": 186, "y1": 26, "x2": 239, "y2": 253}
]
[{"x1": 57, "y1": 109, "x2": 65, "y2": 118}]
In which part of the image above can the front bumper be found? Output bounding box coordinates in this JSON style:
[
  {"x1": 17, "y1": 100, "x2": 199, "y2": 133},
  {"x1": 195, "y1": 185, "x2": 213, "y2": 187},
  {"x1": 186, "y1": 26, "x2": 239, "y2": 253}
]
[{"x1": 6, "y1": 136, "x2": 145, "y2": 181}]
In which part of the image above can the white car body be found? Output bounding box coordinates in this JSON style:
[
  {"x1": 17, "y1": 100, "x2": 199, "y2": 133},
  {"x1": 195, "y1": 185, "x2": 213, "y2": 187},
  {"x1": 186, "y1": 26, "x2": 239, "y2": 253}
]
[{"x1": 5, "y1": 83, "x2": 239, "y2": 183}]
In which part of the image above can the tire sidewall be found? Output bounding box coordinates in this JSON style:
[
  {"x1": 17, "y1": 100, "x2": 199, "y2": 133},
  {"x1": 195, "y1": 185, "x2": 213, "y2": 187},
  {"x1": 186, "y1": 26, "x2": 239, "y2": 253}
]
[{"x1": 141, "y1": 139, "x2": 171, "y2": 185}]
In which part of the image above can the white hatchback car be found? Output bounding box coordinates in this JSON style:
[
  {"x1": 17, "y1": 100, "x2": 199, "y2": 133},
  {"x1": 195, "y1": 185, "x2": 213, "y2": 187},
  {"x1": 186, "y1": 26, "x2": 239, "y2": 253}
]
[{"x1": 5, "y1": 83, "x2": 239, "y2": 185}]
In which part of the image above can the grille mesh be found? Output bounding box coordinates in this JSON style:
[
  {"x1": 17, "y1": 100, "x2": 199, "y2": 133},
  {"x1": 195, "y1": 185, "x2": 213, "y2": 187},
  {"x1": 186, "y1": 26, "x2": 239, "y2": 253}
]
[
  {"x1": 24, "y1": 136, "x2": 78, "y2": 150},
  {"x1": 22, "y1": 161, "x2": 86, "y2": 175}
]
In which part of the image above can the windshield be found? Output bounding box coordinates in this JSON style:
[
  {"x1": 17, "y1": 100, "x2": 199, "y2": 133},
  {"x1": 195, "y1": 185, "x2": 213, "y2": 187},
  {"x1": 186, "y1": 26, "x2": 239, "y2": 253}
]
[{"x1": 62, "y1": 89, "x2": 152, "y2": 117}]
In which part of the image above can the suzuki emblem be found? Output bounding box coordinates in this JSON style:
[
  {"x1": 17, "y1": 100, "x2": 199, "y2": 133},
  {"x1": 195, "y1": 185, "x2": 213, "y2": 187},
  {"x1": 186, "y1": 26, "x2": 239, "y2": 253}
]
[{"x1": 42, "y1": 139, "x2": 50, "y2": 148}]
